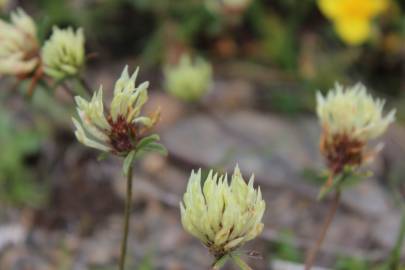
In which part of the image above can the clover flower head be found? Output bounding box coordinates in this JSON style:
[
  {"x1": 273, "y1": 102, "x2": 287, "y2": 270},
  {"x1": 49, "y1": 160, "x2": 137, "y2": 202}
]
[
  {"x1": 0, "y1": 8, "x2": 39, "y2": 76},
  {"x1": 318, "y1": 0, "x2": 388, "y2": 45},
  {"x1": 72, "y1": 66, "x2": 160, "y2": 156},
  {"x1": 164, "y1": 54, "x2": 212, "y2": 102},
  {"x1": 316, "y1": 83, "x2": 395, "y2": 173},
  {"x1": 42, "y1": 26, "x2": 85, "y2": 80},
  {"x1": 180, "y1": 165, "x2": 265, "y2": 259}
]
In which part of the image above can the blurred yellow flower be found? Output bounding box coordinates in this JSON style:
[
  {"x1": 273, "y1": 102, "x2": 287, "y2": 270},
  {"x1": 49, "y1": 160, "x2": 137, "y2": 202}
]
[
  {"x1": 164, "y1": 54, "x2": 212, "y2": 102},
  {"x1": 0, "y1": 8, "x2": 39, "y2": 76},
  {"x1": 316, "y1": 83, "x2": 395, "y2": 174},
  {"x1": 42, "y1": 27, "x2": 85, "y2": 80},
  {"x1": 318, "y1": 0, "x2": 389, "y2": 45}
]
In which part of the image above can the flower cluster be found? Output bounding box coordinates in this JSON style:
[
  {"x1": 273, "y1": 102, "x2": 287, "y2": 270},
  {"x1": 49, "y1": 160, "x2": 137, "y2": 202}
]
[
  {"x1": 318, "y1": 0, "x2": 388, "y2": 45},
  {"x1": 72, "y1": 66, "x2": 160, "y2": 156},
  {"x1": 316, "y1": 83, "x2": 395, "y2": 174},
  {"x1": 180, "y1": 166, "x2": 265, "y2": 259},
  {"x1": 42, "y1": 27, "x2": 85, "y2": 80},
  {"x1": 0, "y1": 8, "x2": 39, "y2": 76},
  {"x1": 164, "y1": 54, "x2": 212, "y2": 102}
]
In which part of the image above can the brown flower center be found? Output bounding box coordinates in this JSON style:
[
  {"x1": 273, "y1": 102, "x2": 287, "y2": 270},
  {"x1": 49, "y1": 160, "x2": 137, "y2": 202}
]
[
  {"x1": 320, "y1": 132, "x2": 364, "y2": 175},
  {"x1": 107, "y1": 115, "x2": 138, "y2": 155}
]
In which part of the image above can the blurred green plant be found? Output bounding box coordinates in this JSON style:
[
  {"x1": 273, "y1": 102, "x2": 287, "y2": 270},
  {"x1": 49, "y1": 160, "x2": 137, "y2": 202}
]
[
  {"x1": 269, "y1": 231, "x2": 302, "y2": 263},
  {"x1": 0, "y1": 106, "x2": 46, "y2": 207}
]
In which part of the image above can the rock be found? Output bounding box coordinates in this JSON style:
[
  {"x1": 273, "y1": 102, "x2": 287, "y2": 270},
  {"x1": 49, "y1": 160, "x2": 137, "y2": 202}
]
[
  {"x1": 271, "y1": 259, "x2": 331, "y2": 270},
  {"x1": 0, "y1": 224, "x2": 26, "y2": 252}
]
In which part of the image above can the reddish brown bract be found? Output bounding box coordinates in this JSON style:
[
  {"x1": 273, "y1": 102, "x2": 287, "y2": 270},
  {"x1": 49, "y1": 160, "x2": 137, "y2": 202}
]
[{"x1": 320, "y1": 131, "x2": 364, "y2": 175}]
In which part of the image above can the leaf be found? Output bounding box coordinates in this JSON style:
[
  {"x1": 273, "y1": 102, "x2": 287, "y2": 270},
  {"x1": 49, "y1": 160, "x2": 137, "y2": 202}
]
[
  {"x1": 122, "y1": 150, "x2": 136, "y2": 176},
  {"x1": 136, "y1": 134, "x2": 160, "y2": 150},
  {"x1": 142, "y1": 142, "x2": 168, "y2": 156},
  {"x1": 97, "y1": 152, "x2": 109, "y2": 161}
]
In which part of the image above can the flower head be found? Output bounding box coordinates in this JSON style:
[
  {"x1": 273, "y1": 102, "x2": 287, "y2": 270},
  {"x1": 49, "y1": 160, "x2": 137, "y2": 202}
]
[
  {"x1": 318, "y1": 0, "x2": 388, "y2": 45},
  {"x1": 42, "y1": 26, "x2": 85, "y2": 80},
  {"x1": 180, "y1": 165, "x2": 265, "y2": 259},
  {"x1": 0, "y1": 8, "x2": 39, "y2": 76},
  {"x1": 72, "y1": 66, "x2": 160, "y2": 156},
  {"x1": 316, "y1": 83, "x2": 395, "y2": 174},
  {"x1": 164, "y1": 54, "x2": 212, "y2": 102}
]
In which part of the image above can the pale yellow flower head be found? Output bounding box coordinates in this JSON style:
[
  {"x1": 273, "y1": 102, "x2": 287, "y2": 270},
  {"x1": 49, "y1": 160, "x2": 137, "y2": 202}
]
[
  {"x1": 42, "y1": 26, "x2": 85, "y2": 80},
  {"x1": 180, "y1": 165, "x2": 265, "y2": 258},
  {"x1": 0, "y1": 8, "x2": 39, "y2": 76},
  {"x1": 318, "y1": 0, "x2": 389, "y2": 45},
  {"x1": 317, "y1": 83, "x2": 395, "y2": 173},
  {"x1": 72, "y1": 66, "x2": 159, "y2": 156},
  {"x1": 164, "y1": 54, "x2": 212, "y2": 102}
]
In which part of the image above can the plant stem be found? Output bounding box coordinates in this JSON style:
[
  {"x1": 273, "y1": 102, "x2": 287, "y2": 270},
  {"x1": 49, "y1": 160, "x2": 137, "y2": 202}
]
[
  {"x1": 78, "y1": 76, "x2": 93, "y2": 97},
  {"x1": 304, "y1": 190, "x2": 341, "y2": 270},
  {"x1": 119, "y1": 165, "x2": 134, "y2": 270}
]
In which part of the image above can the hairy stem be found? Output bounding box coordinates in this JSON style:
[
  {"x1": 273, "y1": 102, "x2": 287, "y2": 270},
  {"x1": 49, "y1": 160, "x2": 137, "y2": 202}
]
[
  {"x1": 304, "y1": 190, "x2": 341, "y2": 270},
  {"x1": 119, "y1": 165, "x2": 134, "y2": 270}
]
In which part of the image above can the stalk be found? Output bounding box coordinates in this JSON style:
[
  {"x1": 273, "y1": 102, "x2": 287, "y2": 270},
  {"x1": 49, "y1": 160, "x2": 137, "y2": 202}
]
[{"x1": 119, "y1": 165, "x2": 134, "y2": 270}]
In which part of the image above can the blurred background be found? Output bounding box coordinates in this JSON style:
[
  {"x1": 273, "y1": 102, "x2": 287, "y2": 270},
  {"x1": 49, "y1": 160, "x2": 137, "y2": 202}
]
[{"x1": 0, "y1": 0, "x2": 404, "y2": 269}]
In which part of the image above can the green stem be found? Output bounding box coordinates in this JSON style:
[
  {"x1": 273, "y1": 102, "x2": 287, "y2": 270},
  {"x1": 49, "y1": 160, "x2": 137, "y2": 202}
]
[
  {"x1": 119, "y1": 165, "x2": 134, "y2": 270},
  {"x1": 231, "y1": 254, "x2": 253, "y2": 270},
  {"x1": 77, "y1": 76, "x2": 93, "y2": 97},
  {"x1": 212, "y1": 255, "x2": 229, "y2": 270}
]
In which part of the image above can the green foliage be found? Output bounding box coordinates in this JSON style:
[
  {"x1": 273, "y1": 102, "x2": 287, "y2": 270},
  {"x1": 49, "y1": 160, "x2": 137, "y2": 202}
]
[
  {"x1": 0, "y1": 107, "x2": 45, "y2": 207},
  {"x1": 270, "y1": 231, "x2": 302, "y2": 262}
]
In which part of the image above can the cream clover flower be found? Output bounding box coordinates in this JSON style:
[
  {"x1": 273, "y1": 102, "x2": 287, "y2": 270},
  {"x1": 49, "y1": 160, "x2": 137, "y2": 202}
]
[
  {"x1": 42, "y1": 26, "x2": 85, "y2": 80},
  {"x1": 72, "y1": 66, "x2": 160, "y2": 156},
  {"x1": 164, "y1": 54, "x2": 212, "y2": 102},
  {"x1": 316, "y1": 83, "x2": 395, "y2": 174},
  {"x1": 180, "y1": 165, "x2": 265, "y2": 263},
  {"x1": 0, "y1": 8, "x2": 39, "y2": 76}
]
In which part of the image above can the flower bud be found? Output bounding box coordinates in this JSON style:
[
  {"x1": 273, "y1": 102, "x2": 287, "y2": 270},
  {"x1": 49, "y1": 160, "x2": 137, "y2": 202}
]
[
  {"x1": 164, "y1": 54, "x2": 212, "y2": 102},
  {"x1": 180, "y1": 165, "x2": 265, "y2": 259},
  {"x1": 0, "y1": 8, "x2": 39, "y2": 76},
  {"x1": 42, "y1": 26, "x2": 85, "y2": 80},
  {"x1": 72, "y1": 66, "x2": 160, "y2": 156},
  {"x1": 316, "y1": 83, "x2": 395, "y2": 174}
]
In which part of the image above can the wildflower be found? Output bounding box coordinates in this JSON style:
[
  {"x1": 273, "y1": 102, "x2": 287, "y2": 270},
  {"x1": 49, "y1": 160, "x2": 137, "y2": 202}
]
[
  {"x1": 42, "y1": 27, "x2": 85, "y2": 80},
  {"x1": 164, "y1": 54, "x2": 212, "y2": 102},
  {"x1": 72, "y1": 66, "x2": 161, "y2": 157},
  {"x1": 0, "y1": 8, "x2": 39, "y2": 76},
  {"x1": 316, "y1": 83, "x2": 395, "y2": 175},
  {"x1": 180, "y1": 165, "x2": 265, "y2": 263},
  {"x1": 318, "y1": 0, "x2": 388, "y2": 45}
]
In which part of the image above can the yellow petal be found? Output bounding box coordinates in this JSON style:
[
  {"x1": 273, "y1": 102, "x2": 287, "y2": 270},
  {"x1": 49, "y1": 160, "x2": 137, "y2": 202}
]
[
  {"x1": 334, "y1": 19, "x2": 371, "y2": 45},
  {"x1": 318, "y1": 0, "x2": 342, "y2": 19}
]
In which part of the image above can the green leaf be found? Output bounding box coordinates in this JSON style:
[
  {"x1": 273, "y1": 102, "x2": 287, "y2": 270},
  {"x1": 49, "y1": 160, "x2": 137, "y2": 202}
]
[
  {"x1": 97, "y1": 152, "x2": 109, "y2": 161},
  {"x1": 136, "y1": 134, "x2": 160, "y2": 149},
  {"x1": 123, "y1": 150, "x2": 136, "y2": 176},
  {"x1": 142, "y1": 142, "x2": 168, "y2": 156}
]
